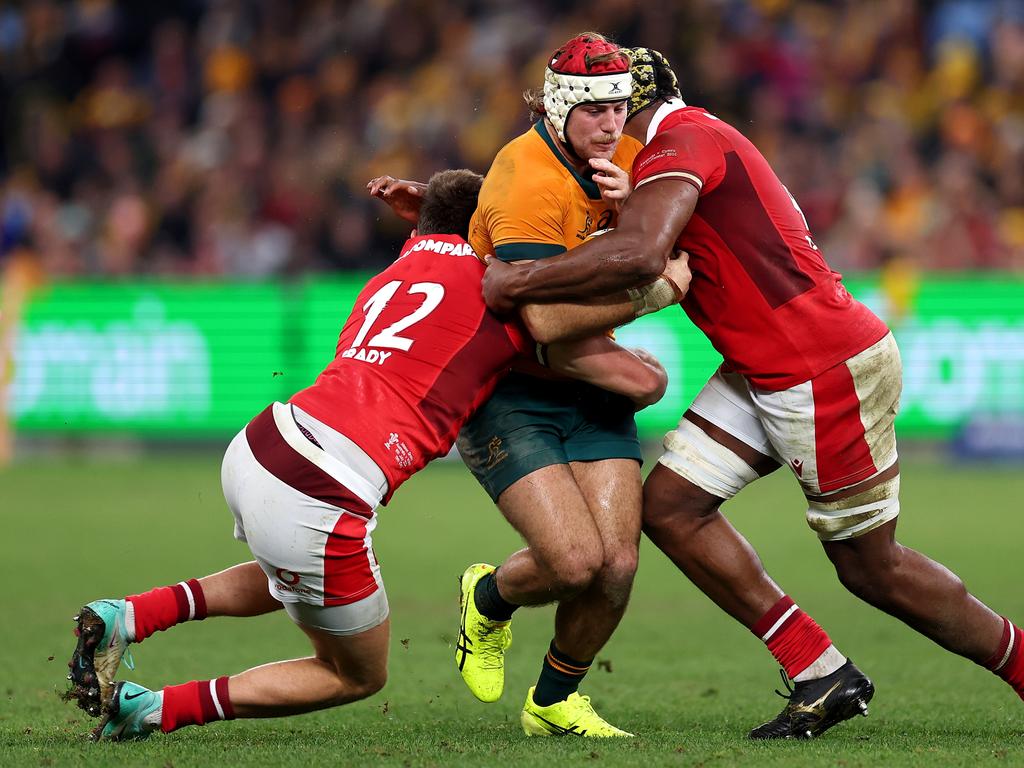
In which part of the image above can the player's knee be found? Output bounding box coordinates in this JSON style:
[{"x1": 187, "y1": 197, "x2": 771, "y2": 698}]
[
  {"x1": 831, "y1": 543, "x2": 904, "y2": 604},
  {"x1": 332, "y1": 666, "x2": 387, "y2": 705},
  {"x1": 600, "y1": 544, "x2": 638, "y2": 589},
  {"x1": 642, "y1": 472, "x2": 720, "y2": 534},
  {"x1": 598, "y1": 545, "x2": 639, "y2": 606},
  {"x1": 548, "y1": 549, "x2": 602, "y2": 595}
]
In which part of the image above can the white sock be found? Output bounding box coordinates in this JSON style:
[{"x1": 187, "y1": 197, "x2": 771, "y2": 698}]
[
  {"x1": 124, "y1": 600, "x2": 137, "y2": 642},
  {"x1": 793, "y1": 644, "x2": 846, "y2": 682}
]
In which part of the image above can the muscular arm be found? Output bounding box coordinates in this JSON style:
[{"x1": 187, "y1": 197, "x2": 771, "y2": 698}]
[
  {"x1": 546, "y1": 336, "x2": 668, "y2": 409},
  {"x1": 518, "y1": 253, "x2": 691, "y2": 343},
  {"x1": 483, "y1": 179, "x2": 698, "y2": 311}
]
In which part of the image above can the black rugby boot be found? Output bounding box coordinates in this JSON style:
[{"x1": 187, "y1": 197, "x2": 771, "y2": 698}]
[{"x1": 748, "y1": 659, "x2": 874, "y2": 740}]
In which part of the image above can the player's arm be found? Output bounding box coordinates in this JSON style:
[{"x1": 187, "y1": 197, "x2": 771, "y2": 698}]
[
  {"x1": 483, "y1": 178, "x2": 697, "y2": 312},
  {"x1": 545, "y1": 335, "x2": 668, "y2": 409},
  {"x1": 518, "y1": 253, "x2": 691, "y2": 343},
  {"x1": 366, "y1": 175, "x2": 427, "y2": 223}
]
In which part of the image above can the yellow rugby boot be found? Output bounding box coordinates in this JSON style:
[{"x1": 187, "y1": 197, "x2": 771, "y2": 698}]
[
  {"x1": 455, "y1": 563, "x2": 511, "y2": 702},
  {"x1": 521, "y1": 687, "x2": 634, "y2": 737}
]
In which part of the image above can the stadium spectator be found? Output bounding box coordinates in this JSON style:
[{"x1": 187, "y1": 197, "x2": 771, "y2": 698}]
[{"x1": 0, "y1": 1, "x2": 1021, "y2": 276}]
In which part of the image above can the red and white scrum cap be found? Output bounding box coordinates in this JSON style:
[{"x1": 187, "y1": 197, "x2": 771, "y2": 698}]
[{"x1": 543, "y1": 34, "x2": 632, "y2": 142}]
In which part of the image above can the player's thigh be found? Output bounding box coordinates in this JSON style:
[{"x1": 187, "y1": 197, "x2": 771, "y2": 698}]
[
  {"x1": 561, "y1": 383, "x2": 644, "y2": 550},
  {"x1": 569, "y1": 458, "x2": 643, "y2": 556},
  {"x1": 456, "y1": 372, "x2": 578, "y2": 503},
  {"x1": 749, "y1": 333, "x2": 902, "y2": 541},
  {"x1": 222, "y1": 427, "x2": 389, "y2": 635},
  {"x1": 656, "y1": 367, "x2": 782, "y2": 507},
  {"x1": 496, "y1": 463, "x2": 603, "y2": 570}
]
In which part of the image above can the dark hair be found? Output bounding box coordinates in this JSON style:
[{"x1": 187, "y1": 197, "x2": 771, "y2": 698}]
[{"x1": 416, "y1": 169, "x2": 484, "y2": 238}]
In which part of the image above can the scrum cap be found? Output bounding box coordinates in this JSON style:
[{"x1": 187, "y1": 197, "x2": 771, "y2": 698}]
[
  {"x1": 623, "y1": 47, "x2": 681, "y2": 120},
  {"x1": 543, "y1": 34, "x2": 632, "y2": 142}
]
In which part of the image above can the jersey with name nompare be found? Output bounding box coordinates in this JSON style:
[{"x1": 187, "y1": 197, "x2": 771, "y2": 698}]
[
  {"x1": 632, "y1": 105, "x2": 889, "y2": 390},
  {"x1": 290, "y1": 234, "x2": 530, "y2": 501}
]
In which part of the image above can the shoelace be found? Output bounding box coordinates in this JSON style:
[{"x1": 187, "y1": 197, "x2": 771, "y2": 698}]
[
  {"x1": 772, "y1": 667, "x2": 796, "y2": 700},
  {"x1": 474, "y1": 622, "x2": 510, "y2": 668}
]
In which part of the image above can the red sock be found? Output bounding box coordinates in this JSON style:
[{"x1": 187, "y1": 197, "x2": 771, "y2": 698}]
[
  {"x1": 127, "y1": 579, "x2": 208, "y2": 641},
  {"x1": 751, "y1": 595, "x2": 833, "y2": 679},
  {"x1": 161, "y1": 676, "x2": 235, "y2": 733},
  {"x1": 983, "y1": 617, "x2": 1024, "y2": 701}
]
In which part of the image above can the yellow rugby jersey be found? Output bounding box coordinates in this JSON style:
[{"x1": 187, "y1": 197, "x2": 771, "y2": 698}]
[{"x1": 469, "y1": 120, "x2": 641, "y2": 262}]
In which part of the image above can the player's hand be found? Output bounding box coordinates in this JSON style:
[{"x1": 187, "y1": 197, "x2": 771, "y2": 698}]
[
  {"x1": 366, "y1": 175, "x2": 426, "y2": 223},
  {"x1": 663, "y1": 250, "x2": 692, "y2": 301},
  {"x1": 589, "y1": 158, "x2": 631, "y2": 211},
  {"x1": 481, "y1": 256, "x2": 519, "y2": 314}
]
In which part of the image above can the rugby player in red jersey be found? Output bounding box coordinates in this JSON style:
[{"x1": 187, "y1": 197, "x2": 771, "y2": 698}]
[
  {"x1": 63, "y1": 169, "x2": 671, "y2": 741},
  {"x1": 483, "y1": 49, "x2": 1024, "y2": 739}
]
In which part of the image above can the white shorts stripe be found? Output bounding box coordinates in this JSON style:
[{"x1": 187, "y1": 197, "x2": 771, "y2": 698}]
[
  {"x1": 761, "y1": 604, "x2": 798, "y2": 642},
  {"x1": 178, "y1": 581, "x2": 196, "y2": 620},
  {"x1": 995, "y1": 626, "x2": 1017, "y2": 672},
  {"x1": 209, "y1": 680, "x2": 225, "y2": 720}
]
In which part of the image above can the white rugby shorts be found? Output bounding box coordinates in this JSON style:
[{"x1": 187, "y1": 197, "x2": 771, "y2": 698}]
[
  {"x1": 659, "y1": 333, "x2": 902, "y2": 541},
  {"x1": 221, "y1": 402, "x2": 390, "y2": 635}
]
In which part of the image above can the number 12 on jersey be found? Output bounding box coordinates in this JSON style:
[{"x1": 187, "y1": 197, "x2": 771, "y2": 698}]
[{"x1": 348, "y1": 280, "x2": 446, "y2": 353}]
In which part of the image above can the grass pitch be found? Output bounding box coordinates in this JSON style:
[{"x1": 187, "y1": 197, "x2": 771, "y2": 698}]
[{"x1": 2, "y1": 453, "x2": 1023, "y2": 767}]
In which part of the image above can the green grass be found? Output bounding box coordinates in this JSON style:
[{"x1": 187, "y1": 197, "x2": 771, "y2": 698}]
[{"x1": 2, "y1": 455, "x2": 1023, "y2": 766}]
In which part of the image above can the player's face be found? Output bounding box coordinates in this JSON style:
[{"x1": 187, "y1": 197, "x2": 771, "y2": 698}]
[{"x1": 565, "y1": 101, "x2": 627, "y2": 161}]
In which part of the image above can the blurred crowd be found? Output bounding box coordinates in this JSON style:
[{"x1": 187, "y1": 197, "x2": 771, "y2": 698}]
[{"x1": 0, "y1": 0, "x2": 1022, "y2": 277}]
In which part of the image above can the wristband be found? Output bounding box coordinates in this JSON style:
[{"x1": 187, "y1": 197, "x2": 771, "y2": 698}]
[{"x1": 627, "y1": 276, "x2": 681, "y2": 318}]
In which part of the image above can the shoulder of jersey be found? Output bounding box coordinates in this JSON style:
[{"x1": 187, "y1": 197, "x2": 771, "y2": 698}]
[
  {"x1": 399, "y1": 237, "x2": 479, "y2": 260},
  {"x1": 486, "y1": 127, "x2": 569, "y2": 188}
]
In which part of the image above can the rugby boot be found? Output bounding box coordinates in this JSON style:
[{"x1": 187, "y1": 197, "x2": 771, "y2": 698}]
[
  {"x1": 94, "y1": 682, "x2": 162, "y2": 741},
  {"x1": 455, "y1": 563, "x2": 511, "y2": 702},
  {"x1": 66, "y1": 599, "x2": 135, "y2": 717},
  {"x1": 521, "y1": 687, "x2": 634, "y2": 737},
  {"x1": 748, "y1": 659, "x2": 874, "y2": 739}
]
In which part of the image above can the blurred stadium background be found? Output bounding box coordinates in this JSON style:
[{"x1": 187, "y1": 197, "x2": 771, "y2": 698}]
[
  {"x1": 1, "y1": 0, "x2": 1022, "y2": 457},
  {"x1": 3, "y1": 2, "x2": 1024, "y2": 764}
]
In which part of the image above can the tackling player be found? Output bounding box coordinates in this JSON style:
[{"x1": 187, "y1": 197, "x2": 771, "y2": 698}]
[
  {"x1": 482, "y1": 48, "x2": 1024, "y2": 739},
  {"x1": 62, "y1": 169, "x2": 670, "y2": 740},
  {"x1": 370, "y1": 33, "x2": 687, "y2": 738}
]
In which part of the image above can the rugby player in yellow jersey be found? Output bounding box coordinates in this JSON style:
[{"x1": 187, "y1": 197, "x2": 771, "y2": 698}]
[{"x1": 369, "y1": 34, "x2": 688, "y2": 737}]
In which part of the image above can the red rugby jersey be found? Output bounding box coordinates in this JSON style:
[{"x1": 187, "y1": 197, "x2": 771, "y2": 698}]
[
  {"x1": 290, "y1": 234, "x2": 530, "y2": 501},
  {"x1": 632, "y1": 104, "x2": 889, "y2": 390}
]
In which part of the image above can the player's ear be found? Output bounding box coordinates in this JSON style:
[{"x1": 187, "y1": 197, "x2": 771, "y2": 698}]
[{"x1": 409, "y1": 229, "x2": 417, "y2": 237}]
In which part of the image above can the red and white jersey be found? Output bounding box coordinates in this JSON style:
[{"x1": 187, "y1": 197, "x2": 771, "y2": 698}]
[
  {"x1": 632, "y1": 102, "x2": 889, "y2": 390},
  {"x1": 290, "y1": 234, "x2": 531, "y2": 501}
]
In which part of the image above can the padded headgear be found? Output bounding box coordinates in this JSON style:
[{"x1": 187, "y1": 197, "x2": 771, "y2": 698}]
[
  {"x1": 543, "y1": 34, "x2": 632, "y2": 142},
  {"x1": 623, "y1": 47, "x2": 681, "y2": 120}
]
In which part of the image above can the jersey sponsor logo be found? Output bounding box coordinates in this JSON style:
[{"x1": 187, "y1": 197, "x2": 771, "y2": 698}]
[
  {"x1": 340, "y1": 347, "x2": 393, "y2": 365},
  {"x1": 574, "y1": 209, "x2": 615, "y2": 241},
  {"x1": 399, "y1": 239, "x2": 477, "y2": 260},
  {"x1": 575, "y1": 211, "x2": 594, "y2": 241},
  {"x1": 384, "y1": 432, "x2": 415, "y2": 468},
  {"x1": 635, "y1": 147, "x2": 678, "y2": 173},
  {"x1": 273, "y1": 568, "x2": 315, "y2": 597},
  {"x1": 485, "y1": 436, "x2": 509, "y2": 469}
]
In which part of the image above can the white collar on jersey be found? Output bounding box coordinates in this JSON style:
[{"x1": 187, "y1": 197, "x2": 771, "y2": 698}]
[{"x1": 646, "y1": 98, "x2": 687, "y2": 144}]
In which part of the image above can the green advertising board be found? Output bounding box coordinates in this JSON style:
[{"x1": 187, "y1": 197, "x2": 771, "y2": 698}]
[{"x1": 10, "y1": 276, "x2": 1024, "y2": 440}]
